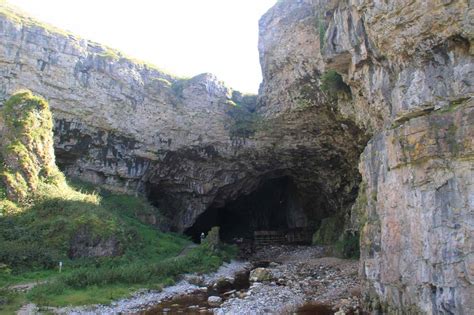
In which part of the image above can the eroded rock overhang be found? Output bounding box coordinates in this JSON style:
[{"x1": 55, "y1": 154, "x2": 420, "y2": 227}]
[{"x1": 0, "y1": 3, "x2": 368, "y2": 236}]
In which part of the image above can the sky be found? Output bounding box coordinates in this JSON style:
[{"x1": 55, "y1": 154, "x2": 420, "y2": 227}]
[{"x1": 7, "y1": 0, "x2": 277, "y2": 93}]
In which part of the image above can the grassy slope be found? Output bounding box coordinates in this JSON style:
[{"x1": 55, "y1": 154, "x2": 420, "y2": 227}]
[
  {"x1": 0, "y1": 91, "x2": 236, "y2": 311},
  {"x1": 0, "y1": 179, "x2": 236, "y2": 310}
]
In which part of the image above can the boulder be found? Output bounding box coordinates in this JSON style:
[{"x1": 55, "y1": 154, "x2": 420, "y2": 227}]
[
  {"x1": 249, "y1": 268, "x2": 273, "y2": 282},
  {"x1": 207, "y1": 296, "x2": 223, "y2": 307}
]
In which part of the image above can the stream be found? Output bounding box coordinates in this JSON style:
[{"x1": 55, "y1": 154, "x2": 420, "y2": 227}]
[{"x1": 60, "y1": 245, "x2": 361, "y2": 315}]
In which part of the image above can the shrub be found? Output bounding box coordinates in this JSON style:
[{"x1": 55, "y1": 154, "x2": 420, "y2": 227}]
[{"x1": 0, "y1": 241, "x2": 59, "y2": 270}]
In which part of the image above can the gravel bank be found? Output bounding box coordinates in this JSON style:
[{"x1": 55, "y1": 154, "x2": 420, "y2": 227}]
[{"x1": 56, "y1": 260, "x2": 250, "y2": 314}]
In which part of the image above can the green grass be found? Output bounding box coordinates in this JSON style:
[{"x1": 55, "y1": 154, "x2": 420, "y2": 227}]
[
  {"x1": 0, "y1": 179, "x2": 236, "y2": 309},
  {"x1": 0, "y1": 181, "x2": 237, "y2": 308},
  {"x1": 0, "y1": 90, "x2": 237, "y2": 311},
  {"x1": 0, "y1": 288, "x2": 27, "y2": 315},
  {"x1": 0, "y1": 90, "x2": 60, "y2": 202},
  {"x1": 30, "y1": 285, "x2": 137, "y2": 307},
  {"x1": 23, "y1": 243, "x2": 236, "y2": 307}
]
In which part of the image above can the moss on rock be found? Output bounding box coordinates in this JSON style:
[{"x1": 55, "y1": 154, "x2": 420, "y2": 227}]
[
  {"x1": 312, "y1": 216, "x2": 344, "y2": 245},
  {"x1": 0, "y1": 90, "x2": 63, "y2": 202}
]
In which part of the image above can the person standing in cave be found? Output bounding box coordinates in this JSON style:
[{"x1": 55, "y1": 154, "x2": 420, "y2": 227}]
[{"x1": 200, "y1": 232, "x2": 205, "y2": 244}]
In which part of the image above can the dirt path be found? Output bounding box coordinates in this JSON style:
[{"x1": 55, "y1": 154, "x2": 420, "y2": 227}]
[{"x1": 177, "y1": 243, "x2": 198, "y2": 257}]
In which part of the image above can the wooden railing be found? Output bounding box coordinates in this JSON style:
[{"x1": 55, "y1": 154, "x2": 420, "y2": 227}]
[{"x1": 253, "y1": 229, "x2": 314, "y2": 247}]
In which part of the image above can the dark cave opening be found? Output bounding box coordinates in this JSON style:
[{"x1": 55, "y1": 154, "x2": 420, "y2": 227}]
[{"x1": 184, "y1": 176, "x2": 312, "y2": 244}]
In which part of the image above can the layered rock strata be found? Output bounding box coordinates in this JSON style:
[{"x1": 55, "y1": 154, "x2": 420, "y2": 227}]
[
  {"x1": 0, "y1": 4, "x2": 366, "y2": 234},
  {"x1": 258, "y1": 0, "x2": 473, "y2": 313}
]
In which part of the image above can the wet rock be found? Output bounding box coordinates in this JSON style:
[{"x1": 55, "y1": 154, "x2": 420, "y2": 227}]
[
  {"x1": 249, "y1": 268, "x2": 273, "y2": 282},
  {"x1": 223, "y1": 290, "x2": 236, "y2": 297},
  {"x1": 212, "y1": 277, "x2": 234, "y2": 294}
]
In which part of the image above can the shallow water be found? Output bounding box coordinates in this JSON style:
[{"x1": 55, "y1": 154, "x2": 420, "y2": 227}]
[
  {"x1": 141, "y1": 266, "x2": 251, "y2": 314},
  {"x1": 140, "y1": 291, "x2": 213, "y2": 315}
]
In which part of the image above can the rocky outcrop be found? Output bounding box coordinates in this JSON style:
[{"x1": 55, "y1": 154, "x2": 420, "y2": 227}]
[
  {"x1": 259, "y1": 0, "x2": 473, "y2": 313},
  {"x1": 0, "y1": 90, "x2": 62, "y2": 202}
]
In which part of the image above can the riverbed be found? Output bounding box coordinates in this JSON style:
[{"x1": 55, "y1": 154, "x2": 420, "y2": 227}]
[{"x1": 56, "y1": 245, "x2": 361, "y2": 315}]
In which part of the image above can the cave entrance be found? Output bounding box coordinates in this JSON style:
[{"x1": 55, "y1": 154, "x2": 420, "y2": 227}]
[{"x1": 184, "y1": 176, "x2": 311, "y2": 244}]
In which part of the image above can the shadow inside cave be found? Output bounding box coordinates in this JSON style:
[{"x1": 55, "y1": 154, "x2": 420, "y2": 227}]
[{"x1": 183, "y1": 176, "x2": 313, "y2": 244}]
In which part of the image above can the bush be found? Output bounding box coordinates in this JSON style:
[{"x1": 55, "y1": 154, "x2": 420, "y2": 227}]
[{"x1": 0, "y1": 242, "x2": 59, "y2": 270}]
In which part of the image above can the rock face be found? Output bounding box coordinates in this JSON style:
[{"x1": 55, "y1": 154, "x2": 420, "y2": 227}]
[
  {"x1": 0, "y1": 3, "x2": 366, "y2": 236},
  {"x1": 0, "y1": 1, "x2": 473, "y2": 313},
  {"x1": 258, "y1": 0, "x2": 473, "y2": 313},
  {"x1": 359, "y1": 101, "x2": 473, "y2": 314}
]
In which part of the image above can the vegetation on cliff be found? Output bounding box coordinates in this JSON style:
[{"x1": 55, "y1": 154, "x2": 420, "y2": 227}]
[
  {"x1": 227, "y1": 92, "x2": 263, "y2": 139},
  {"x1": 0, "y1": 91, "x2": 63, "y2": 203},
  {"x1": 320, "y1": 70, "x2": 351, "y2": 99},
  {"x1": 0, "y1": 91, "x2": 235, "y2": 310}
]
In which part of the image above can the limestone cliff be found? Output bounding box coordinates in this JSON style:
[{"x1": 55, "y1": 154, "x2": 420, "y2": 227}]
[
  {"x1": 0, "y1": 3, "x2": 365, "y2": 236},
  {"x1": 259, "y1": 0, "x2": 473, "y2": 313},
  {"x1": 0, "y1": 0, "x2": 473, "y2": 313}
]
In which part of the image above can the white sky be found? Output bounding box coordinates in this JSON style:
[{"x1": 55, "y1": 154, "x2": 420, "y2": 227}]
[{"x1": 7, "y1": 0, "x2": 277, "y2": 93}]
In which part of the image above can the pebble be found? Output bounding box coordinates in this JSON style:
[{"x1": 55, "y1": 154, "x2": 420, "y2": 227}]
[
  {"x1": 55, "y1": 246, "x2": 362, "y2": 315},
  {"x1": 216, "y1": 245, "x2": 361, "y2": 314}
]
